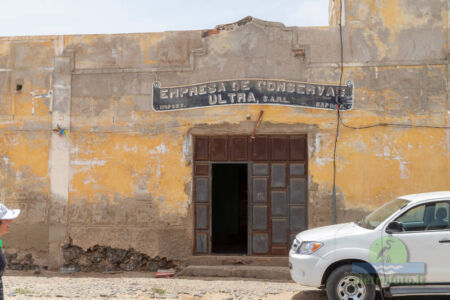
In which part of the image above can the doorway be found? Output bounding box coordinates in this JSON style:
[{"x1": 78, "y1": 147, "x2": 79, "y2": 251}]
[{"x1": 211, "y1": 163, "x2": 248, "y2": 254}]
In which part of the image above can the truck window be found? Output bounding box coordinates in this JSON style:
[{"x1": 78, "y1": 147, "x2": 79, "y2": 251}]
[
  {"x1": 427, "y1": 202, "x2": 450, "y2": 231},
  {"x1": 395, "y1": 204, "x2": 426, "y2": 231},
  {"x1": 358, "y1": 198, "x2": 410, "y2": 229},
  {"x1": 395, "y1": 202, "x2": 450, "y2": 232}
]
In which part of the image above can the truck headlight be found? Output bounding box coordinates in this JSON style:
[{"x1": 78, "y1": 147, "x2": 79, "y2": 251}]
[{"x1": 296, "y1": 241, "x2": 323, "y2": 255}]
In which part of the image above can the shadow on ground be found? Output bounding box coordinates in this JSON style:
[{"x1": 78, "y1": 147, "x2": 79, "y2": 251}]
[
  {"x1": 291, "y1": 290, "x2": 327, "y2": 300},
  {"x1": 291, "y1": 290, "x2": 450, "y2": 300}
]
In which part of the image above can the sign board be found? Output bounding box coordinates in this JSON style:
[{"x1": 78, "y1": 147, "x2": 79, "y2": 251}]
[{"x1": 152, "y1": 79, "x2": 353, "y2": 111}]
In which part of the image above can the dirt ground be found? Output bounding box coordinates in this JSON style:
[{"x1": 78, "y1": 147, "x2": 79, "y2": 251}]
[
  {"x1": 2, "y1": 271, "x2": 322, "y2": 300},
  {"x1": 2, "y1": 271, "x2": 448, "y2": 299}
]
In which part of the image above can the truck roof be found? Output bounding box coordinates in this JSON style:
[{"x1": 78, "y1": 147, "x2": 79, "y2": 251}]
[{"x1": 399, "y1": 191, "x2": 450, "y2": 203}]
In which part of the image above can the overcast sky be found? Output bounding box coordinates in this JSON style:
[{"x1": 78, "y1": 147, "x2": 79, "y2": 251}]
[{"x1": 0, "y1": 0, "x2": 329, "y2": 36}]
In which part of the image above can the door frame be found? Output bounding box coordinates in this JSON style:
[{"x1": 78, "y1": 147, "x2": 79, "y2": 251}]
[{"x1": 193, "y1": 134, "x2": 308, "y2": 256}]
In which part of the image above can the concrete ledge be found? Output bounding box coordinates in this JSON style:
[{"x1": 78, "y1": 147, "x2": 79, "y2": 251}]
[
  {"x1": 178, "y1": 265, "x2": 292, "y2": 281},
  {"x1": 186, "y1": 255, "x2": 289, "y2": 267}
]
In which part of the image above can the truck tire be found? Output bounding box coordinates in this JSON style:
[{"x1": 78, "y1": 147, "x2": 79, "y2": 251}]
[{"x1": 326, "y1": 264, "x2": 376, "y2": 300}]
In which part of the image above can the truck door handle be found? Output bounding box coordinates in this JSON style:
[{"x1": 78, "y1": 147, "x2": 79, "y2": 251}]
[{"x1": 439, "y1": 239, "x2": 450, "y2": 243}]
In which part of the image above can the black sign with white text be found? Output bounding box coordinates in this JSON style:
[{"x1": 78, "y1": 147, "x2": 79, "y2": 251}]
[{"x1": 152, "y1": 79, "x2": 353, "y2": 111}]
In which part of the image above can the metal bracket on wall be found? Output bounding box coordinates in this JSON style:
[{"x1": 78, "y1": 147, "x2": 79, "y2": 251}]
[{"x1": 251, "y1": 110, "x2": 264, "y2": 139}]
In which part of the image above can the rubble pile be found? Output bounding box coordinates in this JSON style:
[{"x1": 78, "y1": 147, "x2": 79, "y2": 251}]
[
  {"x1": 61, "y1": 240, "x2": 177, "y2": 273},
  {"x1": 4, "y1": 252, "x2": 41, "y2": 273}
]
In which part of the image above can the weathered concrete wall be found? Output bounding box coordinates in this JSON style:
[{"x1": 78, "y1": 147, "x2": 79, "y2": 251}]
[
  {"x1": 0, "y1": 37, "x2": 55, "y2": 266},
  {"x1": 0, "y1": 0, "x2": 448, "y2": 267}
]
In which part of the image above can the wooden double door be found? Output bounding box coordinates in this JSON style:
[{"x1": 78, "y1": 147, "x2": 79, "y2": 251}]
[{"x1": 194, "y1": 135, "x2": 307, "y2": 256}]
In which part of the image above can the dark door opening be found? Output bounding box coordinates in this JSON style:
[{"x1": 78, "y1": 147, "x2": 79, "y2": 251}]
[{"x1": 212, "y1": 164, "x2": 248, "y2": 254}]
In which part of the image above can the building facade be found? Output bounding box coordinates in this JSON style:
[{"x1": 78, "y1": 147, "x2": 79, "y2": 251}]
[{"x1": 0, "y1": 0, "x2": 449, "y2": 268}]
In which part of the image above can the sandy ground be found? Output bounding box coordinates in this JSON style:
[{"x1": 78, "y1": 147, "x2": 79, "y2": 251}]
[
  {"x1": 2, "y1": 271, "x2": 323, "y2": 300},
  {"x1": 1, "y1": 271, "x2": 448, "y2": 299}
]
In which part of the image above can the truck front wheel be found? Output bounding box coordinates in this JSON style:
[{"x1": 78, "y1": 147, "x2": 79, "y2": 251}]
[{"x1": 325, "y1": 264, "x2": 376, "y2": 300}]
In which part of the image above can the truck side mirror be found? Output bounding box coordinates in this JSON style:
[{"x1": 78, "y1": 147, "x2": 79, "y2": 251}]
[{"x1": 386, "y1": 221, "x2": 403, "y2": 234}]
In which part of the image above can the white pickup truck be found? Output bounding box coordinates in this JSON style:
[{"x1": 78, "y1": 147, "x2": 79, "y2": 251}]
[{"x1": 289, "y1": 191, "x2": 450, "y2": 300}]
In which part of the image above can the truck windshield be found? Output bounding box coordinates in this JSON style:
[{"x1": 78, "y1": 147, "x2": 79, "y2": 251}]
[{"x1": 357, "y1": 198, "x2": 410, "y2": 229}]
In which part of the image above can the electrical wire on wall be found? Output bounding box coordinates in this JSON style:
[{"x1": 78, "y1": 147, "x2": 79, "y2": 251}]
[
  {"x1": 340, "y1": 118, "x2": 450, "y2": 130},
  {"x1": 332, "y1": 0, "x2": 450, "y2": 225},
  {"x1": 332, "y1": 0, "x2": 344, "y2": 225}
]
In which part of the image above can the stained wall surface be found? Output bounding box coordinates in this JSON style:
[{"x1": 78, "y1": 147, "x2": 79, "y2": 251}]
[{"x1": 0, "y1": 0, "x2": 448, "y2": 268}]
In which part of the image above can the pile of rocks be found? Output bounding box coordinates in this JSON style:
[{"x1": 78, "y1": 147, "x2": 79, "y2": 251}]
[
  {"x1": 61, "y1": 240, "x2": 177, "y2": 273},
  {"x1": 4, "y1": 252, "x2": 41, "y2": 273}
]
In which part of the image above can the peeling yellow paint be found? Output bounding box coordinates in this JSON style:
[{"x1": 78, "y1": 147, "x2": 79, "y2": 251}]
[
  {"x1": 310, "y1": 125, "x2": 450, "y2": 211},
  {"x1": 0, "y1": 133, "x2": 50, "y2": 178},
  {"x1": 378, "y1": 0, "x2": 429, "y2": 33},
  {"x1": 70, "y1": 132, "x2": 190, "y2": 215}
]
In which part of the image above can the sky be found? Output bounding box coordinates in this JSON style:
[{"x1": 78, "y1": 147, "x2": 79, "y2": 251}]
[{"x1": 0, "y1": 0, "x2": 329, "y2": 36}]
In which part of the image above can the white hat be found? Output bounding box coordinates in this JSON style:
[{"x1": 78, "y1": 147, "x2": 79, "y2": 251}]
[{"x1": 0, "y1": 204, "x2": 20, "y2": 220}]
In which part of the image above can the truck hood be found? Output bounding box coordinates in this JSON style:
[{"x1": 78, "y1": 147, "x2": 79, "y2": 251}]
[{"x1": 296, "y1": 222, "x2": 368, "y2": 241}]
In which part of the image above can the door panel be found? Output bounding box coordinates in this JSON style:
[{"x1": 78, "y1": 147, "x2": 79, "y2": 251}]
[
  {"x1": 252, "y1": 178, "x2": 268, "y2": 203},
  {"x1": 193, "y1": 138, "x2": 211, "y2": 254},
  {"x1": 195, "y1": 137, "x2": 209, "y2": 161},
  {"x1": 389, "y1": 231, "x2": 450, "y2": 283},
  {"x1": 290, "y1": 136, "x2": 306, "y2": 161},
  {"x1": 251, "y1": 163, "x2": 270, "y2": 254},
  {"x1": 252, "y1": 137, "x2": 269, "y2": 161},
  {"x1": 252, "y1": 205, "x2": 268, "y2": 230},
  {"x1": 271, "y1": 136, "x2": 288, "y2": 161},
  {"x1": 252, "y1": 233, "x2": 269, "y2": 254},
  {"x1": 195, "y1": 232, "x2": 208, "y2": 254},
  {"x1": 253, "y1": 163, "x2": 269, "y2": 176},
  {"x1": 194, "y1": 173, "x2": 210, "y2": 254},
  {"x1": 271, "y1": 191, "x2": 287, "y2": 216},
  {"x1": 196, "y1": 205, "x2": 208, "y2": 230},
  {"x1": 272, "y1": 219, "x2": 288, "y2": 243},
  {"x1": 253, "y1": 205, "x2": 267, "y2": 231},
  {"x1": 271, "y1": 164, "x2": 286, "y2": 188},
  {"x1": 210, "y1": 137, "x2": 228, "y2": 161},
  {"x1": 290, "y1": 163, "x2": 305, "y2": 176},
  {"x1": 290, "y1": 178, "x2": 307, "y2": 204},
  {"x1": 288, "y1": 137, "x2": 307, "y2": 251},
  {"x1": 195, "y1": 163, "x2": 209, "y2": 175},
  {"x1": 194, "y1": 172, "x2": 210, "y2": 254},
  {"x1": 195, "y1": 178, "x2": 209, "y2": 203},
  {"x1": 290, "y1": 206, "x2": 307, "y2": 232},
  {"x1": 250, "y1": 136, "x2": 270, "y2": 254},
  {"x1": 230, "y1": 137, "x2": 248, "y2": 161}
]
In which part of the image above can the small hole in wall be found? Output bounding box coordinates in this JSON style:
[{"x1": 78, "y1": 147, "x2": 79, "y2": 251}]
[{"x1": 16, "y1": 84, "x2": 23, "y2": 93}]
